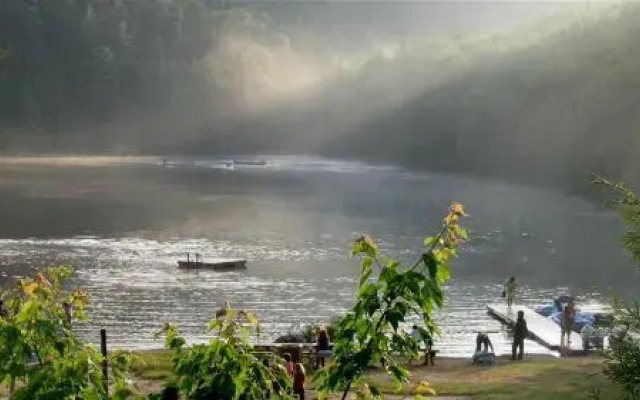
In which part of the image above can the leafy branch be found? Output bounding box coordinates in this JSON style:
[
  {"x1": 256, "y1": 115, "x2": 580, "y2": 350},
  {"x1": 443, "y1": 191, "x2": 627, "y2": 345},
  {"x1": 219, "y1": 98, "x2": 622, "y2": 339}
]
[
  {"x1": 594, "y1": 175, "x2": 640, "y2": 399},
  {"x1": 154, "y1": 303, "x2": 293, "y2": 400},
  {"x1": 314, "y1": 203, "x2": 467, "y2": 399},
  {"x1": 0, "y1": 266, "x2": 142, "y2": 399},
  {"x1": 592, "y1": 174, "x2": 640, "y2": 267}
]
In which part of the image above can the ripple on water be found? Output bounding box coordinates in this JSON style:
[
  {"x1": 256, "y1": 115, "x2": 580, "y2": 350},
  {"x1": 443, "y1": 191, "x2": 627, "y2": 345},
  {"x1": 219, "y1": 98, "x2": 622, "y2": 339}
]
[{"x1": 0, "y1": 236, "x2": 609, "y2": 357}]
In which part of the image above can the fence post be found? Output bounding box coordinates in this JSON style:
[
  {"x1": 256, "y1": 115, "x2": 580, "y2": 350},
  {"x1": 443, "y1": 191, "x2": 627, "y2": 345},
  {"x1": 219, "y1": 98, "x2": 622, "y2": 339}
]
[{"x1": 100, "y1": 329, "x2": 108, "y2": 394}]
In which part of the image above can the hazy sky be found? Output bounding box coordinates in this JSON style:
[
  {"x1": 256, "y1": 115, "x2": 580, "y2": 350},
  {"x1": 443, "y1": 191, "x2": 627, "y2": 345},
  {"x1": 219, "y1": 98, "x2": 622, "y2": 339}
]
[{"x1": 239, "y1": 0, "x2": 599, "y2": 44}]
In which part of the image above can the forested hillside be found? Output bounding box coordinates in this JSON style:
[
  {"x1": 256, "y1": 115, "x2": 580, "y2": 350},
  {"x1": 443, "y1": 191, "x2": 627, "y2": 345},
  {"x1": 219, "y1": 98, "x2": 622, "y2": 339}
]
[
  {"x1": 324, "y1": 2, "x2": 640, "y2": 193},
  {"x1": 0, "y1": 0, "x2": 356, "y2": 151},
  {"x1": 1, "y1": 0, "x2": 223, "y2": 147},
  {"x1": 218, "y1": 2, "x2": 640, "y2": 194},
  {"x1": 1, "y1": 0, "x2": 638, "y2": 193}
]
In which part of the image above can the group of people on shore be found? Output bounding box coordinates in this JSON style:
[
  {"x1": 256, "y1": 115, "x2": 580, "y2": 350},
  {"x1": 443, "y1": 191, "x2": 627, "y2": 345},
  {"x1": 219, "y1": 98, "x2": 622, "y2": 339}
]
[
  {"x1": 473, "y1": 276, "x2": 530, "y2": 364},
  {"x1": 264, "y1": 353, "x2": 307, "y2": 400},
  {"x1": 281, "y1": 328, "x2": 331, "y2": 400}
]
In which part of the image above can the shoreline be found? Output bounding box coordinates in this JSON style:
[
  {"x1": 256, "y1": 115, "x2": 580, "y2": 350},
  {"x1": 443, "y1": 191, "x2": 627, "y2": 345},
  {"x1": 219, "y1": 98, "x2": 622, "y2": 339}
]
[
  {"x1": 112, "y1": 344, "x2": 561, "y2": 360},
  {"x1": 130, "y1": 347, "x2": 560, "y2": 359},
  {"x1": 0, "y1": 155, "x2": 159, "y2": 166}
]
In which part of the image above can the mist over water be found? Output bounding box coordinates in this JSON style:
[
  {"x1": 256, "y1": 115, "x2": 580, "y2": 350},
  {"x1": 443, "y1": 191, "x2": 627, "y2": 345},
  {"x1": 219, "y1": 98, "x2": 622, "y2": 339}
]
[{"x1": 0, "y1": 157, "x2": 634, "y2": 356}]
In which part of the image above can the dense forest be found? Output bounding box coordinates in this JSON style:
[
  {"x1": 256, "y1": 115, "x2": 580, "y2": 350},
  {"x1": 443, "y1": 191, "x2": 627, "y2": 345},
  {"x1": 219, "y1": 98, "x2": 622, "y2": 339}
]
[
  {"x1": 0, "y1": 0, "x2": 308, "y2": 150},
  {"x1": 1, "y1": 0, "x2": 639, "y2": 193}
]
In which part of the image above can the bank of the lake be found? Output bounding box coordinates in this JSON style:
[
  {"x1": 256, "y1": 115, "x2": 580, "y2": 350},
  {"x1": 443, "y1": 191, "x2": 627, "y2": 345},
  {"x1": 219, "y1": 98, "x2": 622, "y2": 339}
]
[{"x1": 130, "y1": 351, "x2": 620, "y2": 399}]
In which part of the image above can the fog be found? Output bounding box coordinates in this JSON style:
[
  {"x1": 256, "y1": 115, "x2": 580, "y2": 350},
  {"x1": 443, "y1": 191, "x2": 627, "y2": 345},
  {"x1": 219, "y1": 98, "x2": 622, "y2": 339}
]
[{"x1": 1, "y1": 0, "x2": 638, "y2": 192}]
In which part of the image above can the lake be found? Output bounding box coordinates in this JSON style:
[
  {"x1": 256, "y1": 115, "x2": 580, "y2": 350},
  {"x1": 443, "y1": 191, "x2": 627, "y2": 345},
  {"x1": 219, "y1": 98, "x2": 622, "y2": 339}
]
[{"x1": 0, "y1": 155, "x2": 635, "y2": 357}]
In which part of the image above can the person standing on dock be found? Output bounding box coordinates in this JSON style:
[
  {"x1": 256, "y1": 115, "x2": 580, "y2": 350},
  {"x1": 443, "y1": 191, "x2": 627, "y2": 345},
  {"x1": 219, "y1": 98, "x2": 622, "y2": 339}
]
[
  {"x1": 503, "y1": 276, "x2": 518, "y2": 309},
  {"x1": 561, "y1": 300, "x2": 575, "y2": 346},
  {"x1": 512, "y1": 310, "x2": 528, "y2": 360}
]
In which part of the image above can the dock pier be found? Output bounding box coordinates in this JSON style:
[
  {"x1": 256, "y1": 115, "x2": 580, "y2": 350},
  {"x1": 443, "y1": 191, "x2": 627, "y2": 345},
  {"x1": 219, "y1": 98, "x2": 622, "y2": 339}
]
[{"x1": 487, "y1": 303, "x2": 586, "y2": 356}]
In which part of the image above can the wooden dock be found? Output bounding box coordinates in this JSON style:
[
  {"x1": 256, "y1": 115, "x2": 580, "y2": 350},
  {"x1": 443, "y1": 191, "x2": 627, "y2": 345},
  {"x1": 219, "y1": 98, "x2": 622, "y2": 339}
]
[
  {"x1": 177, "y1": 253, "x2": 247, "y2": 271},
  {"x1": 177, "y1": 259, "x2": 247, "y2": 271},
  {"x1": 487, "y1": 303, "x2": 586, "y2": 356}
]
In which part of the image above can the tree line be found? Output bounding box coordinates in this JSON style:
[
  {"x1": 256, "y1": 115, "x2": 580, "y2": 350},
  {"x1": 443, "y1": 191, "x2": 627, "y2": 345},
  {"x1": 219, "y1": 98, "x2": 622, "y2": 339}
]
[{"x1": 0, "y1": 0, "x2": 313, "y2": 151}]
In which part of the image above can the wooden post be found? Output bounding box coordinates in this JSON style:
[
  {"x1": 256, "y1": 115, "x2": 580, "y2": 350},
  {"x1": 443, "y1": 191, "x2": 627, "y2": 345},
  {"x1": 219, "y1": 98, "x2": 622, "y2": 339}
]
[{"x1": 100, "y1": 329, "x2": 108, "y2": 394}]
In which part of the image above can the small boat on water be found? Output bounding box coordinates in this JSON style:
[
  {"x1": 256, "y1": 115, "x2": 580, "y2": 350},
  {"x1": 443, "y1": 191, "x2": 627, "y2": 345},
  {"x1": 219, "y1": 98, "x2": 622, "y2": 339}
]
[
  {"x1": 177, "y1": 253, "x2": 247, "y2": 271},
  {"x1": 233, "y1": 159, "x2": 267, "y2": 166}
]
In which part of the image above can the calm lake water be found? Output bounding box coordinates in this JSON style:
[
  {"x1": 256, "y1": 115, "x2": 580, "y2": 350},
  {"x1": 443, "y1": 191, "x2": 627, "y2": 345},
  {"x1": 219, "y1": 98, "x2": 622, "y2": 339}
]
[{"x1": 0, "y1": 156, "x2": 635, "y2": 357}]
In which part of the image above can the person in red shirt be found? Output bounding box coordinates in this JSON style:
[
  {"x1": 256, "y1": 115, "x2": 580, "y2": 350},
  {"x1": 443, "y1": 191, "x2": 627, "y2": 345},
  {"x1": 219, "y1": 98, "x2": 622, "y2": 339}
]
[
  {"x1": 283, "y1": 353, "x2": 294, "y2": 378},
  {"x1": 293, "y1": 363, "x2": 306, "y2": 400}
]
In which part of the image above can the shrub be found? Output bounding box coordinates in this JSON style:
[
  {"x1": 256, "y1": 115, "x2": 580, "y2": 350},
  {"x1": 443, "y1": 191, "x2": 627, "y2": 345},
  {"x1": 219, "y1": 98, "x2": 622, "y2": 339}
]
[
  {"x1": 155, "y1": 304, "x2": 294, "y2": 400},
  {"x1": 594, "y1": 176, "x2": 640, "y2": 399},
  {"x1": 314, "y1": 203, "x2": 467, "y2": 399},
  {"x1": 0, "y1": 266, "x2": 142, "y2": 400}
]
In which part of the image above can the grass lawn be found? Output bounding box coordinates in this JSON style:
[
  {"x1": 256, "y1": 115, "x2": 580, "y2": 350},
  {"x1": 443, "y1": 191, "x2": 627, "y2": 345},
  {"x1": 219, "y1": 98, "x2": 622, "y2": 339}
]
[
  {"x1": 366, "y1": 356, "x2": 620, "y2": 400},
  {"x1": 130, "y1": 351, "x2": 622, "y2": 399}
]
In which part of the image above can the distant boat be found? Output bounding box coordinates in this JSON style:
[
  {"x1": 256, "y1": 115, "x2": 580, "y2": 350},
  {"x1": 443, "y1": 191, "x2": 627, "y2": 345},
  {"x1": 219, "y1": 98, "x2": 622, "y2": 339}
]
[
  {"x1": 159, "y1": 158, "x2": 176, "y2": 168},
  {"x1": 233, "y1": 159, "x2": 267, "y2": 166},
  {"x1": 177, "y1": 253, "x2": 247, "y2": 271}
]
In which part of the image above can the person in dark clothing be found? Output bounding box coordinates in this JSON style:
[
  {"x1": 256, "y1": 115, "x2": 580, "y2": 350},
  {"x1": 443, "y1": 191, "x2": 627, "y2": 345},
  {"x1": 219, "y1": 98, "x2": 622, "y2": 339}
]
[
  {"x1": 316, "y1": 329, "x2": 331, "y2": 368},
  {"x1": 293, "y1": 363, "x2": 306, "y2": 400},
  {"x1": 512, "y1": 310, "x2": 528, "y2": 360},
  {"x1": 62, "y1": 302, "x2": 73, "y2": 329},
  {"x1": 561, "y1": 301, "x2": 575, "y2": 346},
  {"x1": 476, "y1": 332, "x2": 494, "y2": 353},
  {"x1": 0, "y1": 300, "x2": 8, "y2": 319}
]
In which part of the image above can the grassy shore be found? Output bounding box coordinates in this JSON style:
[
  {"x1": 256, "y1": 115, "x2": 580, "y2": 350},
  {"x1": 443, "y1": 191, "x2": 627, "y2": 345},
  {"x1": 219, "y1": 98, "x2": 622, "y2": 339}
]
[{"x1": 130, "y1": 351, "x2": 621, "y2": 399}]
